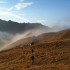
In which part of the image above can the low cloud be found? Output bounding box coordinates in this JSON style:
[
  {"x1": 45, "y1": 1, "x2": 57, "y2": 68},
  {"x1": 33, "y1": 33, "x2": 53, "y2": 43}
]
[
  {"x1": 0, "y1": 28, "x2": 49, "y2": 51},
  {"x1": 37, "y1": 20, "x2": 47, "y2": 25}
]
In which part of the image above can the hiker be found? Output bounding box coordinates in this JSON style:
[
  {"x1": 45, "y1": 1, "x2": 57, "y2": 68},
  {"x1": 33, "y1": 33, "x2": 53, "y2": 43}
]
[
  {"x1": 31, "y1": 42, "x2": 34, "y2": 46},
  {"x1": 31, "y1": 55, "x2": 34, "y2": 65},
  {"x1": 31, "y1": 49, "x2": 34, "y2": 53}
]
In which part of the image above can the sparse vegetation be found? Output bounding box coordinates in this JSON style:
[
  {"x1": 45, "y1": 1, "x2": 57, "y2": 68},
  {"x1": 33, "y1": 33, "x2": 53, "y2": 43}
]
[{"x1": 0, "y1": 29, "x2": 70, "y2": 70}]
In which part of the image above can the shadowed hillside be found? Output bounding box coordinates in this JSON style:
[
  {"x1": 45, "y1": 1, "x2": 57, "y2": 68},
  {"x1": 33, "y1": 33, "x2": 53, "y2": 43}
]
[
  {"x1": 0, "y1": 19, "x2": 50, "y2": 34},
  {"x1": 0, "y1": 29, "x2": 70, "y2": 70}
]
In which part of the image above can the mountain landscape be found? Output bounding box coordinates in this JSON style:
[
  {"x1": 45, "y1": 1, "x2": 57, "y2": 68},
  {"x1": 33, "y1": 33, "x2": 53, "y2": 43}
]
[
  {"x1": 0, "y1": 28, "x2": 70, "y2": 70},
  {"x1": 0, "y1": 0, "x2": 70, "y2": 70},
  {"x1": 0, "y1": 19, "x2": 69, "y2": 49},
  {"x1": 0, "y1": 19, "x2": 51, "y2": 48}
]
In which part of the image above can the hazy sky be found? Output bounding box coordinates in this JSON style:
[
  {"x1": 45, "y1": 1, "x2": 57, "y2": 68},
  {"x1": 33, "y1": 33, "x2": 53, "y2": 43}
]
[{"x1": 0, "y1": 0, "x2": 70, "y2": 27}]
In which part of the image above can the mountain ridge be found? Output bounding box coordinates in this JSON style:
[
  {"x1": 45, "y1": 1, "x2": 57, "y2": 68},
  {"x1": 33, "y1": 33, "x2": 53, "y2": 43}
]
[{"x1": 0, "y1": 19, "x2": 50, "y2": 34}]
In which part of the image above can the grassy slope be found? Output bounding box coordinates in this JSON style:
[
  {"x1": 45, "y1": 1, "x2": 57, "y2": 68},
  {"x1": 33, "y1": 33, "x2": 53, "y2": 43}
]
[{"x1": 0, "y1": 29, "x2": 70, "y2": 70}]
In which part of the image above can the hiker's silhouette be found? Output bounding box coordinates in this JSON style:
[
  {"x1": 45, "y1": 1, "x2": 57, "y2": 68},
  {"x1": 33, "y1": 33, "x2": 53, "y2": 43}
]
[
  {"x1": 31, "y1": 42, "x2": 34, "y2": 46},
  {"x1": 31, "y1": 55, "x2": 34, "y2": 65},
  {"x1": 31, "y1": 49, "x2": 34, "y2": 53},
  {"x1": 30, "y1": 42, "x2": 35, "y2": 65}
]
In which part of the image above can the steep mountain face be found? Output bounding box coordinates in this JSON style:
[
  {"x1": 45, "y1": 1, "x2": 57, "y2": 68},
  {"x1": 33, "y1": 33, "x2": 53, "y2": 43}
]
[{"x1": 0, "y1": 19, "x2": 50, "y2": 34}]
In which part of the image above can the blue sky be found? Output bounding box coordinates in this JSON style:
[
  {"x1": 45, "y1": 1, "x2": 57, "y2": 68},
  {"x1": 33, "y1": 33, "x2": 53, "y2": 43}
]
[{"x1": 0, "y1": 0, "x2": 70, "y2": 27}]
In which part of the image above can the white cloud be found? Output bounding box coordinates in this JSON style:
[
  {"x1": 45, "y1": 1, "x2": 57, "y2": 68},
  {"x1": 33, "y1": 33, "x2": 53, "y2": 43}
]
[
  {"x1": 0, "y1": 1, "x2": 8, "y2": 4},
  {"x1": 8, "y1": 7, "x2": 14, "y2": 11},
  {"x1": 0, "y1": 11, "x2": 29, "y2": 22},
  {"x1": 15, "y1": 2, "x2": 33, "y2": 10},
  {"x1": 8, "y1": 2, "x2": 34, "y2": 11}
]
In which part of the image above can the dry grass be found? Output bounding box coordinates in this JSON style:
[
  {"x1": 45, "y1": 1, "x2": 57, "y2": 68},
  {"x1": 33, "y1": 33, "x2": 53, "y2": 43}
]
[{"x1": 0, "y1": 29, "x2": 70, "y2": 70}]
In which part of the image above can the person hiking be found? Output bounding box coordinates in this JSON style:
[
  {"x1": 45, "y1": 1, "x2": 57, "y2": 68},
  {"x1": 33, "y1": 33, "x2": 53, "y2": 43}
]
[
  {"x1": 31, "y1": 55, "x2": 34, "y2": 65},
  {"x1": 30, "y1": 42, "x2": 35, "y2": 65},
  {"x1": 31, "y1": 49, "x2": 34, "y2": 53},
  {"x1": 31, "y1": 42, "x2": 34, "y2": 46}
]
